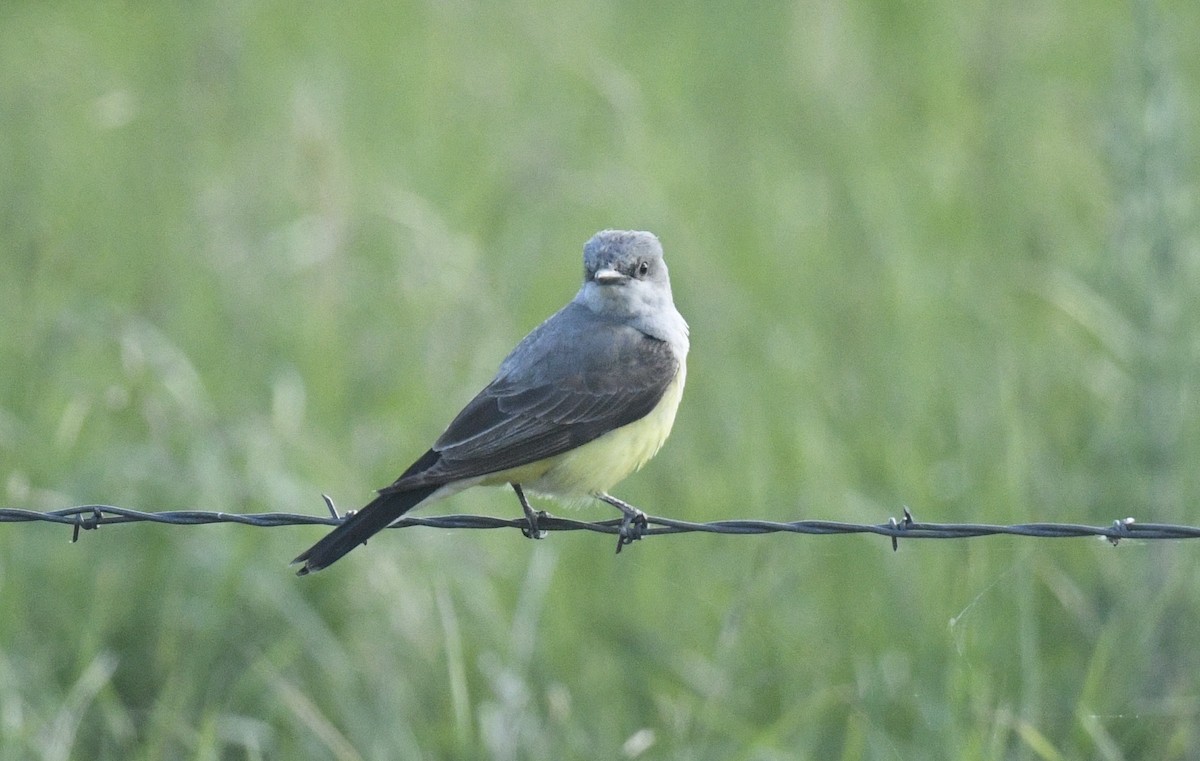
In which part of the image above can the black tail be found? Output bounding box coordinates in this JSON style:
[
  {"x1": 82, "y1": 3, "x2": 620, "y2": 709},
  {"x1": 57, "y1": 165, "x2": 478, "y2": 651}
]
[{"x1": 292, "y1": 484, "x2": 440, "y2": 575}]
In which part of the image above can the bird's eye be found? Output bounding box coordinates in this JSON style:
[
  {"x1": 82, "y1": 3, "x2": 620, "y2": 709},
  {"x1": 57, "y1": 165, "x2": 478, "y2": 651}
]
[{"x1": 637, "y1": 260, "x2": 650, "y2": 277}]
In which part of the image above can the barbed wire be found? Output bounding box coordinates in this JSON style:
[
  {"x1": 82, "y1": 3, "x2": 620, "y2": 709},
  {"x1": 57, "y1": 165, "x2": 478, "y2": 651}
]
[{"x1": 3, "y1": 502, "x2": 1199, "y2": 550}]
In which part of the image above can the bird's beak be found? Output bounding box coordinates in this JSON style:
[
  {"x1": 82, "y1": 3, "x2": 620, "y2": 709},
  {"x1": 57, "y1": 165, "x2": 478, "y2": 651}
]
[{"x1": 594, "y1": 268, "x2": 625, "y2": 285}]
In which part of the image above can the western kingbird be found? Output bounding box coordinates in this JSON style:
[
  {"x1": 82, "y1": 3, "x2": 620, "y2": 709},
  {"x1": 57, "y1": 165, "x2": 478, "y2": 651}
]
[{"x1": 293, "y1": 229, "x2": 689, "y2": 575}]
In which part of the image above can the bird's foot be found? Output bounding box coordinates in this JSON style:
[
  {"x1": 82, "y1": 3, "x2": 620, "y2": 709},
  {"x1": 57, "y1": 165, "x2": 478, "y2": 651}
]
[
  {"x1": 598, "y1": 493, "x2": 647, "y2": 554},
  {"x1": 512, "y1": 483, "x2": 549, "y2": 539},
  {"x1": 616, "y1": 510, "x2": 648, "y2": 553},
  {"x1": 522, "y1": 509, "x2": 551, "y2": 540}
]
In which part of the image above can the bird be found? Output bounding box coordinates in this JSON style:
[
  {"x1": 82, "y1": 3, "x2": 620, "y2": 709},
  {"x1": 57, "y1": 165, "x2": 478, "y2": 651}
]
[{"x1": 293, "y1": 229, "x2": 689, "y2": 575}]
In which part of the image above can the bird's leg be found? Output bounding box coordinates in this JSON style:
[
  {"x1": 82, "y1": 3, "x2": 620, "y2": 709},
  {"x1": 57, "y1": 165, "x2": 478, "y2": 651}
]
[
  {"x1": 512, "y1": 483, "x2": 548, "y2": 539},
  {"x1": 597, "y1": 493, "x2": 648, "y2": 553}
]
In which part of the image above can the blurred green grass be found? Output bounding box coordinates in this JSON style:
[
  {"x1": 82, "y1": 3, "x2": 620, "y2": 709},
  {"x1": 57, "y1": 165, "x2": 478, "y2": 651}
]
[{"x1": 2, "y1": 0, "x2": 1199, "y2": 758}]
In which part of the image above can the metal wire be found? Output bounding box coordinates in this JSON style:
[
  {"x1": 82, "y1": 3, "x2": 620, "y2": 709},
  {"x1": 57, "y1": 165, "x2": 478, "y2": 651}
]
[{"x1": 2, "y1": 503, "x2": 1197, "y2": 548}]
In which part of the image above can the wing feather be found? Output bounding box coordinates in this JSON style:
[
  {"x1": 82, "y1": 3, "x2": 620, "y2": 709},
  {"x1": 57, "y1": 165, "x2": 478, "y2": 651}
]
[{"x1": 387, "y1": 302, "x2": 679, "y2": 489}]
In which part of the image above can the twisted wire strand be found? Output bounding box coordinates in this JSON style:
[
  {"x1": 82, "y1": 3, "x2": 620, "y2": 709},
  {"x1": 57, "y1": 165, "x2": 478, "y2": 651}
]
[{"x1": 2, "y1": 504, "x2": 1194, "y2": 547}]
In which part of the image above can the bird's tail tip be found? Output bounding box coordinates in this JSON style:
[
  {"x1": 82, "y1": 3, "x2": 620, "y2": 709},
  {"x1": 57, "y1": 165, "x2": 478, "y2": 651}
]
[
  {"x1": 289, "y1": 483, "x2": 439, "y2": 576},
  {"x1": 290, "y1": 550, "x2": 316, "y2": 576}
]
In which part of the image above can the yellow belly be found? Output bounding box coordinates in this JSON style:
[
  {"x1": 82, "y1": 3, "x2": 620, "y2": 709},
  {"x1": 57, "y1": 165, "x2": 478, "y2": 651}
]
[{"x1": 479, "y1": 363, "x2": 686, "y2": 501}]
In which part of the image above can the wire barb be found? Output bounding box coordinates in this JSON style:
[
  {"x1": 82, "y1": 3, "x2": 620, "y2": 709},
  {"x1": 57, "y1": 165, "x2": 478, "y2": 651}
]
[
  {"x1": 320, "y1": 494, "x2": 341, "y2": 520},
  {"x1": 68, "y1": 506, "x2": 102, "y2": 543},
  {"x1": 889, "y1": 507, "x2": 916, "y2": 551},
  {"x1": 1108, "y1": 517, "x2": 1136, "y2": 546}
]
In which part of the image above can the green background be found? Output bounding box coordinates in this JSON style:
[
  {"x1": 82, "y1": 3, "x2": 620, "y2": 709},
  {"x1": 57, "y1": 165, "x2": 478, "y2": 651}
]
[{"x1": 3, "y1": 0, "x2": 1199, "y2": 758}]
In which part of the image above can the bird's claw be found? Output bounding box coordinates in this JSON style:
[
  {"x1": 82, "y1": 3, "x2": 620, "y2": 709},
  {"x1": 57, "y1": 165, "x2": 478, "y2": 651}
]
[
  {"x1": 615, "y1": 509, "x2": 647, "y2": 554},
  {"x1": 522, "y1": 509, "x2": 550, "y2": 540},
  {"x1": 511, "y1": 483, "x2": 549, "y2": 540}
]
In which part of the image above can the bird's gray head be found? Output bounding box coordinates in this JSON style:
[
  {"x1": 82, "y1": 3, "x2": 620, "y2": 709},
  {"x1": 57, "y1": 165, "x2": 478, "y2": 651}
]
[
  {"x1": 582, "y1": 229, "x2": 669, "y2": 288},
  {"x1": 576, "y1": 230, "x2": 689, "y2": 350}
]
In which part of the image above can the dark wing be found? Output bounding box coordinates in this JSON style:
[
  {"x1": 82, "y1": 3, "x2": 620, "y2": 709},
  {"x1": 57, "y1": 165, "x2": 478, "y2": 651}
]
[{"x1": 382, "y1": 302, "x2": 679, "y2": 492}]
